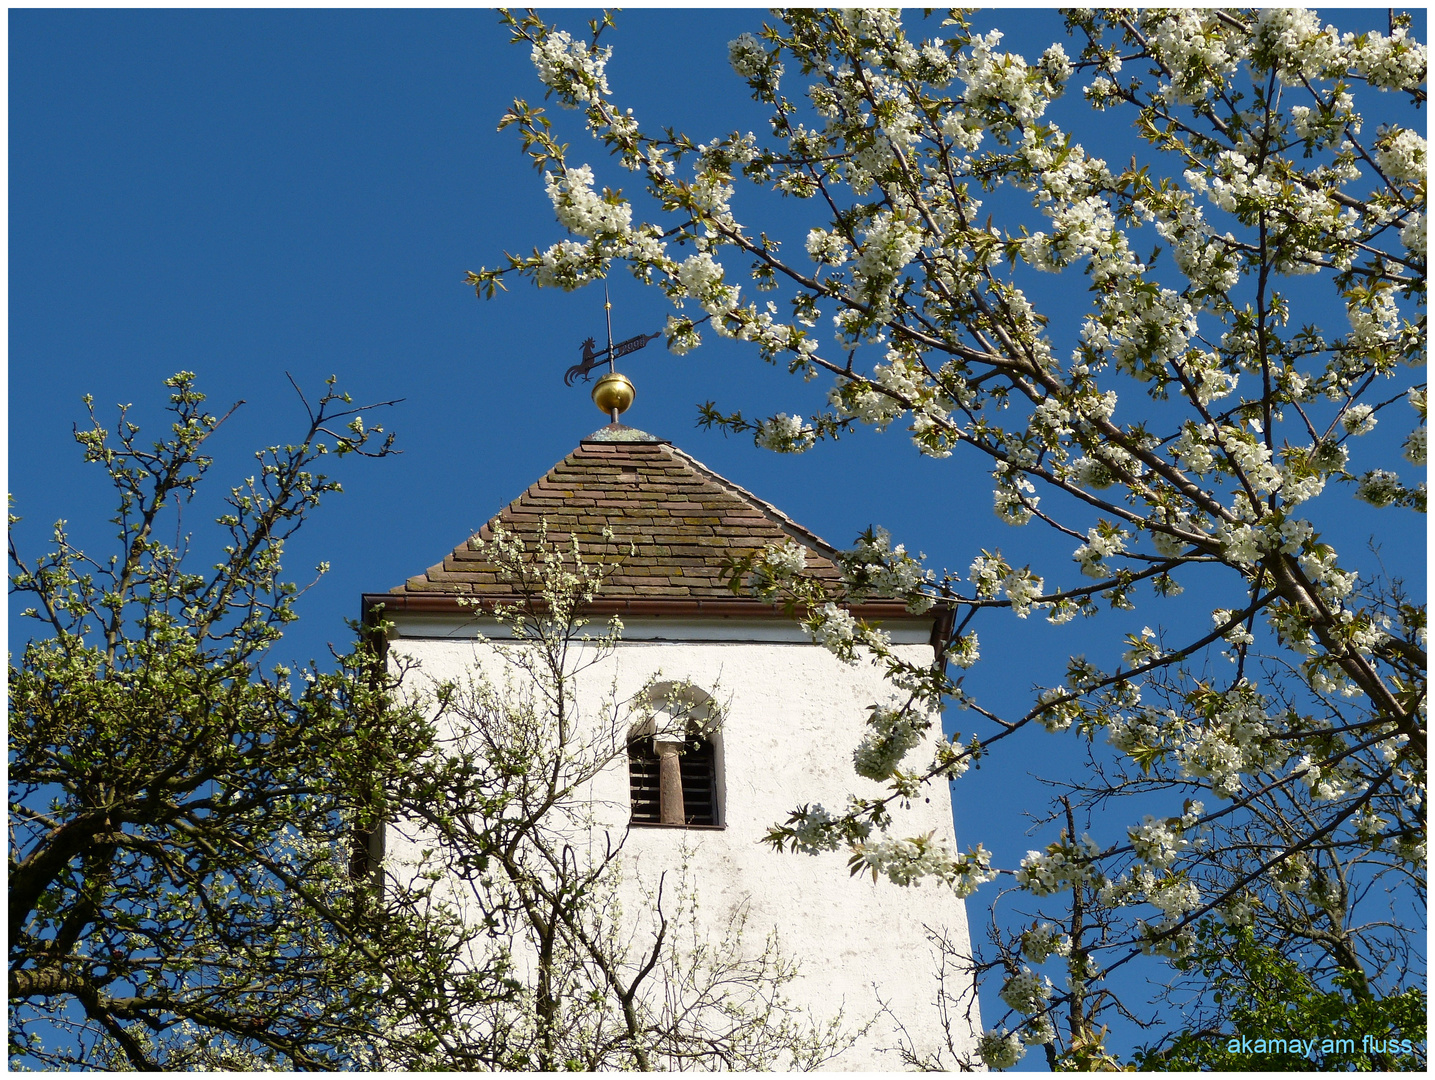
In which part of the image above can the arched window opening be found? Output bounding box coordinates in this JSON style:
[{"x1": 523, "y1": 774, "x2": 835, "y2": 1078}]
[{"x1": 628, "y1": 682, "x2": 722, "y2": 828}]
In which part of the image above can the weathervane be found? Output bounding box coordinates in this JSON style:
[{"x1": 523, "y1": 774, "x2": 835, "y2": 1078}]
[{"x1": 567, "y1": 287, "x2": 657, "y2": 422}]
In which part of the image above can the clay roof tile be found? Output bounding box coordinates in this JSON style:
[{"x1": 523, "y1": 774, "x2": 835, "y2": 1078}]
[{"x1": 385, "y1": 424, "x2": 844, "y2": 603}]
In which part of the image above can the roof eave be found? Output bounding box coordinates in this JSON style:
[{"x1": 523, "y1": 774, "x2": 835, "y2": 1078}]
[{"x1": 362, "y1": 593, "x2": 956, "y2": 651}]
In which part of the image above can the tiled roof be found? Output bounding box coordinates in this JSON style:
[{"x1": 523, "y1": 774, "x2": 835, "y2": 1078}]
[{"x1": 382, "y1": 425, "x2": 846, "y2": 607}]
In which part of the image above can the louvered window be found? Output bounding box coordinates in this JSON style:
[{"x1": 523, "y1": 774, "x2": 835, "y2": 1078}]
[
  {"x1": 628, "y1": 742, "x2": 662, "y2": 824},
  {"x1": 628, "y1": 734, "x2": 718, "y2": 827}
]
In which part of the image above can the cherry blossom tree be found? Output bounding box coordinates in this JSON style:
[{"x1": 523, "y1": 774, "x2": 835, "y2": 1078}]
[{"x1": 473, "y1": 7, "x2": 1426, "y2": 1066}]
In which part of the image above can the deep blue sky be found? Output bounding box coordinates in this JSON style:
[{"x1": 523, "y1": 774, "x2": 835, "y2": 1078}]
[
  {"x1": 6, "y1": 6, "x2": 1112, "y2": 873},
  {"x1": 9, "y1": 8, "x2": 1426, "y2": 1062},
  {"x1": 9, "y1": 8, "x2": 1083, "y2": 625}
]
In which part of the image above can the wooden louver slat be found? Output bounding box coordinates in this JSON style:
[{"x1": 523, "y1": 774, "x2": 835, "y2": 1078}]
[
  {"x1": 628, "y1": 747, "x2": 662, "y2": 824},
  {"x1": 680, "y1": 741, "x2": 717, "y2": 826}
]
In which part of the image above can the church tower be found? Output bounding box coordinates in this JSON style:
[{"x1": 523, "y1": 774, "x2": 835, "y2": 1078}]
[{"x1": 363, "y1": 404, "x2": 981, "y2": 1067}]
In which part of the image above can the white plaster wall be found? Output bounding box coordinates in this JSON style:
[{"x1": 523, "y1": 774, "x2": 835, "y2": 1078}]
[{"x1": 386, "y1": 628, "x2": 981, "y2": 1070}]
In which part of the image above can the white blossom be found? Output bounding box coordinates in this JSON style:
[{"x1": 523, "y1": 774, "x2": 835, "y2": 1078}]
[
  {"x1": 1400, "y1": 213, "x2": 1426, "y2": 255},
  {"x1": 753, "y1": 412, "x2": 816, "y2": 454},
  {"x1": 835, "y1": 526, "x2": 935, "y2": 612},
  {"x1": 1375, "y1": 127, "x2": 1427, "y2": 185},
  {"x1": 1016, "y1": 835, "x2": 1101, "y2": 895},
  {"x1": 998, "y1": 967, "x2": 1052, "y2": 1014},
  {"x1": 533, "y1": 239, "x2": 601, "y2": 291},
  {"x1": 977, "y1": 1029, "x2": 1025, "y2": 1070},
  {"x1": 852, "y1": 211, "x2": 924, "y2": 317},
  {"x1": 1213, "y1": 608, "x2": 1255, "y2": 647},
  {"x1": 1341, "y1": 403, "x2": 1377, "y2": 435},
  {"x1": 1021, "y1": 1014, "x2": 1057, "y2": 1046},
  {"x1": 1146, "y1": 873, "x2": 1201, "y2": 917},
  {"x1": 854, "y1": 836, "x2": 996, "y2": 895},
  {"x1": 853, "y1": 703, "x2": 926, "y2": 781},
  {"x1": 949, "y1": 631, "x2": 980, "y2": 669},
  {"x1": 663, "y1": 314, "x2": 702, "y2": 355},
  {"x1": 811, "y1": 602, "x2": 857, "y2": 658},
  {"x1": 784, "y1": 804, "x2": 851, "y2": 854},
  {"x1": 531, "y1": 29, "x2": 611, "y2": 107},
  {"x1": 1352, "y1": 24, "x2": 1428, "y2": 90},
  {"x1": 728, "y1": 32, "x2": 781, "y2": 83},
  {"x1": 1404, "y1": 426, "x2": 1426, "y2": 466},
  {"x1": 1276, "y1": 516, "x2": 1314, "y2": 555},
  {"x1": 1003, "y1": 568, "x2": 1045, "y2": 618},
  {"x1": 1128, "y1": 816, "x2": 1187, "y2": 868},
  {"x1": 1253, "y1": 8, "x2": 1344, "y2": 85},
  {"x1": 1073, "y1": 524, "x2": 1129, "y2": 578},
  {"x1": 1219, "y1": 893, "x2": 1258, "y2": 927},
  {"x1": 1173, "y1": 682, "x2": 1273, "y2": 798},
  {"x1": 806, "y1": 228, "x2": 851, "y2": 266},
  {"x1": 676, "y1": 251, "x2": 739, "y2": 314},
  {"x1": 1019, "y1": 922, "x2": 1071, "y2": 963},
  {"x1": 1347, "y1": 289, "x2": 1403, "y2": 351},
  {"x1": 1214, "y1": 520, "x2": 1267, "y2": 568},
  {"x1": 968, "y1": 553, "x2": 1004, "y2": 599},
  {"x1": 1141, "y1": 10, "x2": 1240, "y2": 104},
  {"x1": 1356, "y1": 469, "x2": 1403, "y2": 507}
]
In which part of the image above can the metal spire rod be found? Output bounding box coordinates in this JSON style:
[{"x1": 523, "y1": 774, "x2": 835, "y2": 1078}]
[
  {"x1": 604, "y1": 288, "x2": 618, "y2": 421},
  {"x1": 604, "y1": 286, "x2": 616, "y2": 375}
]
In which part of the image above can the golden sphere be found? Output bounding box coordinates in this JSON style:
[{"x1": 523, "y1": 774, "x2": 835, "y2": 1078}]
[{"x1": 592, "y1": 371, "x2": 636, "y2": 416}]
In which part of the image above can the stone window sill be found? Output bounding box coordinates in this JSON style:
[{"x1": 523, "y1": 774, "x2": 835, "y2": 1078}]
[{"x1": 628, "y1": 821, "x2": 727, "y2": 831}]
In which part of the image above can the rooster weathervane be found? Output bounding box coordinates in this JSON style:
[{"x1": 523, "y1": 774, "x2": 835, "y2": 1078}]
[
  {"x1": 568, "y1": 288, "x2": 658, "y2": 421},
  {"x1": 564, "y1": 288, "x2": 660, "y2": 386}
]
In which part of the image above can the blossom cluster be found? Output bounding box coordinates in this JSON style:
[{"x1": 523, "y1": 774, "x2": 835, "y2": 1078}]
[
  {"x1": 968, "y1": 552, "x2": 1048, "y2": 618},
  {"x1": 977, "y1": 1029, "x2": 1025, "y2": 1070},
  {"x1": 852, "y1": 702, "x2": 927, "y2": 781},
  {"x1": 1015, "y1": 834, "x2": 1103, "y2": 896},
  {"x1": 728, "y1": 32, "x2": 781, "y2": 85},
  {"x1": 1019, "y1": 922, "x2": 1072, "y2": 964},
  {"x1": 804, "y1": 602, "x2": 892, "y2": 664},
  {"x1": 1126, "y1": 815, "x2": 1189, "y2": 869},
  {"x1": 998, "y1": 967, "x2": 1052, "y2": 1014},
  {"x1": 545, "y1": 165, "x2": 631, "y2": 240},
  {"x1": 779, "y1": 803, "x2": 860, "y2": 855},
  {"x1": 746, "y1": 541, "x2": 808, "y2": 596},
  {"x1": 753, "y1": 412, "x2": 816, "y2": 453},
  {"x1": 834, "y1": 526, "x2": 935, "y2": 613},
  {"x1": 853, "y1": 836, "x2": 996, "y2": 896},
  {"x1": 531, "y1": 29, "x2": 611, "y2": 108}
]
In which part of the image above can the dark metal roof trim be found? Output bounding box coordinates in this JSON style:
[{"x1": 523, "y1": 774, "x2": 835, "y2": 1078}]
[{"x1": 363, "y1": 593, "x2": 956, "y2": 651}]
